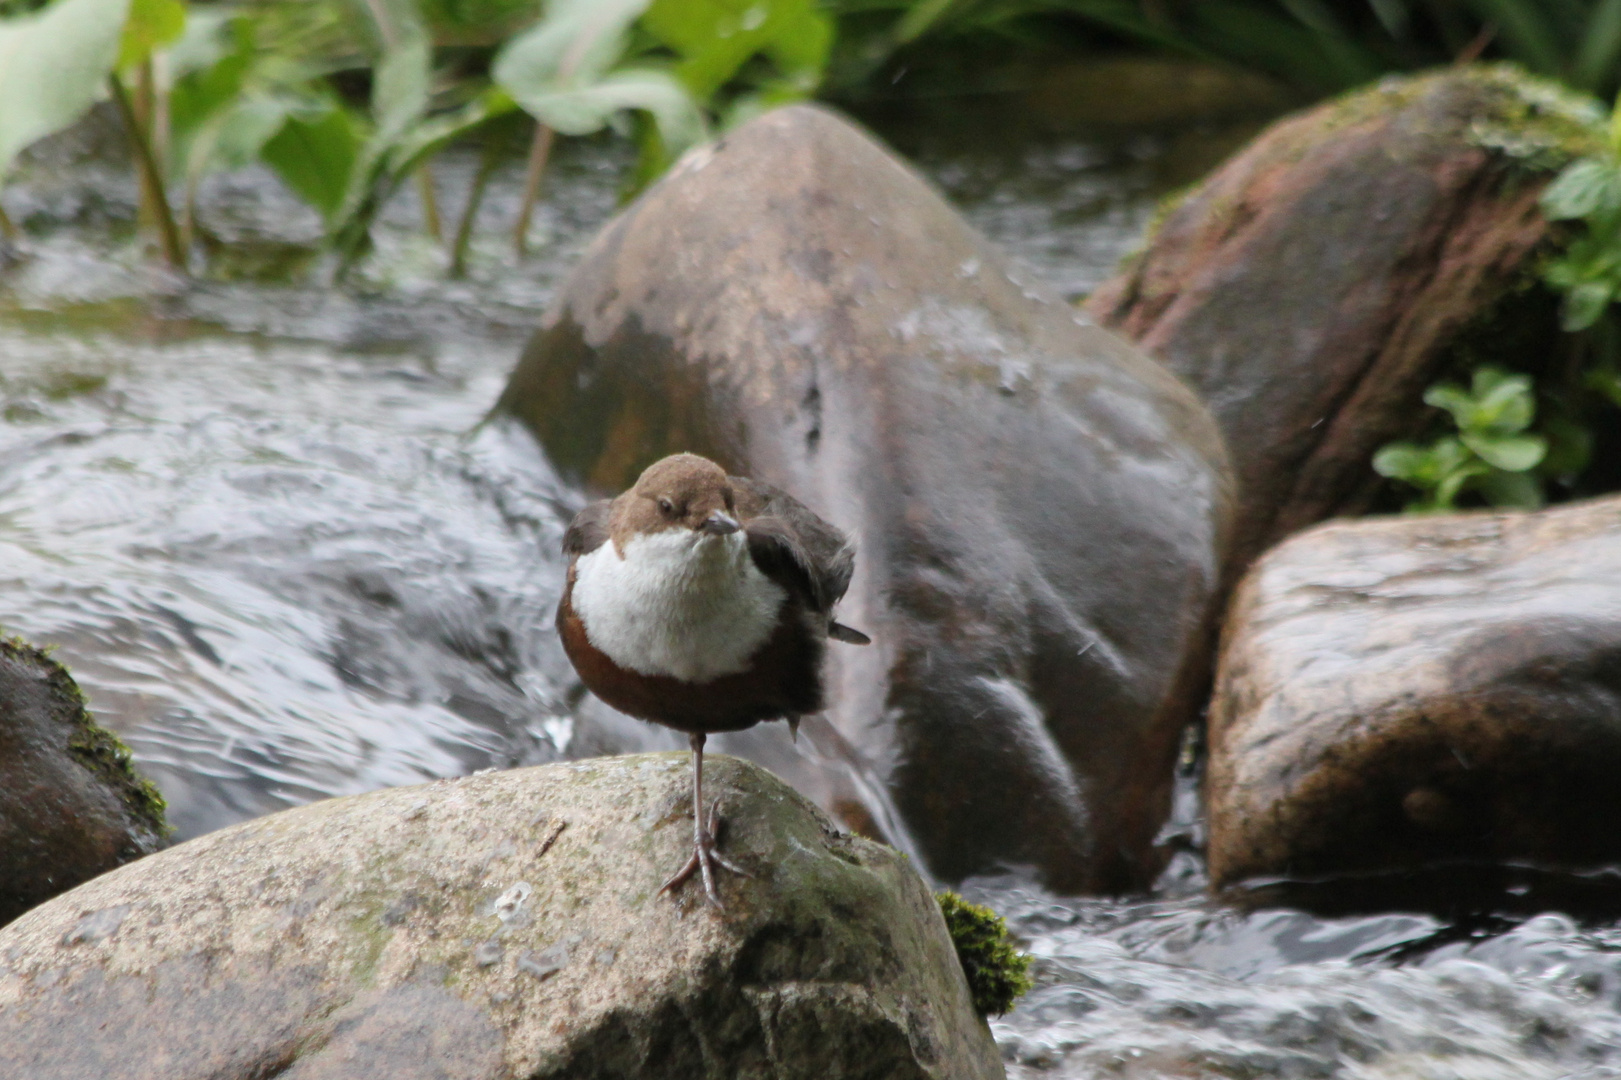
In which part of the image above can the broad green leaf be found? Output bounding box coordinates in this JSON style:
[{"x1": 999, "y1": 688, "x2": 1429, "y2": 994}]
[
  {"x1": 117, "y1": 0, "x2": 184, "y2": 70},
  {"x1": 493, "y1": 0, "x2": 650, "y2": 94},
  {"x1": 165, "y1": 6, "x2": 233, "y2": 81},
  {"x1": 183, "y1": 93, "x2": 289, "y2": 186},
  {"x1": 1422, "y1": 382, "x2": 1478, "y2": 427},
  {"x1": 1477, "y1": 468, "x2": 1544, "y2": 509},
  {"x1": 1588, "y1": 364, "x2": 1621, "y2": 408},
  {"x1": 260, "y1": 101, "x2": 363, "y2": 222},
  {"x1": 1461, "y1": 431, "x2": 1546, "y2": 472},
  {"x1": 1562, "y1": 279, "x2": 1614, "y2": 330},
  {"x1": 1433, "y1": 453, "x2": 1489, "y2": 509},
  {"x1": 1372, "y1": 442, "x2": 1431, "y2": 483},
  {"x1": 507, "y1": 66, "x2": 704, "y2": 147},
  {"x1": 1469, "y1": 369, "x2": 1535, "y2": 433},
  {"x1": 327, "y1": 87, "x2": 516, "y2": 272},
  {"x1": 372, "y1": 34, "x2": 430, "y2": 141},
  {"x1": 1541, "y1": 159, "x2": 1621, "y2": 221},
  {"x1": 0, "y1": 0, "x2": 132, "y2": 183},
  {"x1": 643, "y1": 0, "x2": 831, "y2": 99}
]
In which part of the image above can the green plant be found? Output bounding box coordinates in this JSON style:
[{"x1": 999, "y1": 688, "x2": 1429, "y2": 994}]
[
  {"x1": 1542, "y1": 94, "x2": 1621, "y2": 330},
  {"x1": 935, "y1": 891, "x2": 1033, "y2": 1017},
  {"x1": 1374, "y1": 367, "x2": 1551, "y2": 511},
  {"x1": 829, "y1": 1, "x2": 1621, "y2": 99}
]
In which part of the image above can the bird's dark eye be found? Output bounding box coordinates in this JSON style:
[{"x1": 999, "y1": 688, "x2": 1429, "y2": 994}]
[
  {"x1": 658, "y1": 497, "x2": 674, "y2": 515},
  {"x1": 723, "y1": 490, "x2": 734, "y2": 511}
]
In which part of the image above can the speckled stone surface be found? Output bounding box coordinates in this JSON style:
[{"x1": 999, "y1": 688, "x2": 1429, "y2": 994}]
[{"x1": 0, "y1": 753, "x2": 1001, "y2": 1079}]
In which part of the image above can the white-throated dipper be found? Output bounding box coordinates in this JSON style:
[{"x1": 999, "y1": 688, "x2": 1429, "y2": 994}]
[{"x1": 557, "y1": 452, "x2": 869, "y2": 908}]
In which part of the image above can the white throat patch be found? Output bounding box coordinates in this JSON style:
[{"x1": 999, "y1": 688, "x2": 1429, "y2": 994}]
[{"x1": 571, "y1": 529, "x2": 787, "y2": 684}]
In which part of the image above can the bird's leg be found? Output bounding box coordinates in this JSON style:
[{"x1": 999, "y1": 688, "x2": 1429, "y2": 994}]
[{"x1": 660, "y1": 732, "x2": 750, "y2": 909}]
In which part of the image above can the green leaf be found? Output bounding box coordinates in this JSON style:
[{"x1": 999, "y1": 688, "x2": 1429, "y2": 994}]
[
  {"x1": 117, "y1": 0, "x2": 184, "y2": 70},
  {"x1": 1461, "y1": 431, "x2": 1547, "y2": 472},
  {"x1": 1541, "y1": 159, "x2": 1621, "y2": 221},
  {"x1": 259, "y1": 101, "x2": 363, "y2": 223},
  {"x1": 1588, "y1": 364, "x2": 1621, "y2": 409},
  {"x1": 1469, "y1": 368, "x2": 1535, "y2": 433},
  {"x1": 643, "y1": 0, "x2": 832, "y2": 99},
  {"x1": 493, "y1": 0, "x2": 650, "y2": 93},
  {"x1": 1372, "y1": 441, "x2": 1432, "y2": 483},
  {"x1": 0, "y1": 0, "x2": 132, "y2": 183},
  {"x1": 371, "y1": 34, "x2": 431, "y2": 143},
  {"x1": 1563, "y1": 279, "x2": 1615, "y2": 331},
  {"x1": 1476, "y1": 468, "x2": 1544, "y2": 509},
  {"x1": 506, "y1": 66, "x2": 704, "y2": 146},
  {"x1": 1422, "y1": 382, "x2": 1478, "y2": 428}
]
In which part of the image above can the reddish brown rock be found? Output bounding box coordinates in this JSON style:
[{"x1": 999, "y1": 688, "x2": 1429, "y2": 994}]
[
  {"x1": 1207, "y1": 495, "x2": 1621, "y2": 889},
  {"x1": 0, "y1": 638, "x2": 167, "y2": 927},
  {"x1": 499, "y1": 104, "x2": 1234, "y2": 893},
  {"x1": 1086, "y1": 65, "x2": 1604, "y2": 567}
]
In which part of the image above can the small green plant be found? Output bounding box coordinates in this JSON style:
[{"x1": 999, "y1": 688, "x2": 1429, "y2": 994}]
[
  {"x1": 1542, "y1": 93, "x2": 1621, "y2": 331},
  {"x1": 1374, "y1": 367, "x2": 1550, "y2": 512},
  {"x1": 935, "y1": 891, "x2": 1032, "y2": 1017}
]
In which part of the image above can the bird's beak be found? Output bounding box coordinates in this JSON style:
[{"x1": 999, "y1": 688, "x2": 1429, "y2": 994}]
[{"x1": 699, "y1": 511, "x2": 740, "y2": 536}]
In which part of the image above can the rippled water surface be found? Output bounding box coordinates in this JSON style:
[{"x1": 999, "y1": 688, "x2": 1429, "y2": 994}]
[{"x1": 5, "y1": 101, "x2": 1621, "y2": 1078}]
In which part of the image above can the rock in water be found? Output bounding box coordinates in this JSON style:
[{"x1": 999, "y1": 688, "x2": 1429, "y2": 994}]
[
  {"x1": 1086, "y1": 65, "x2": 1604, "y2": 568},
  {"x1": 499, "y1": 104, "x2": 1234, "y2": 893},
  {"x1": 0, "y1": 754, "x2": 1003, "y2": 1080},
  {"x1": 0, "y1": 637, "x2": 166, "y2": 927},
  {"x1": 1207, "y1": 496, "x2": 1621, "y2": 890}
]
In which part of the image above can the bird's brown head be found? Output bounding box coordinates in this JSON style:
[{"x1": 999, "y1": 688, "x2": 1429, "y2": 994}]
[{"x1": 611, "y1": 453, "x2": 740, "y2": 545}]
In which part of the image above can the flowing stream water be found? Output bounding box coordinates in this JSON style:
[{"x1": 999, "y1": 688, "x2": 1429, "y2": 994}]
[{"x1": 3, "y1": 98, "x2": 1621, "y2": 1079}]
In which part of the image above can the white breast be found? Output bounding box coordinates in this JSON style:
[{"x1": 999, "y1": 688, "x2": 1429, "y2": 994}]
[{"x1": 571, "y1": 529, "x2": 788, "y2": 684}]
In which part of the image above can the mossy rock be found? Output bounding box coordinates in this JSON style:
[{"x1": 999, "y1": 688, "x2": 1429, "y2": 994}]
[
  {"x1": 0, "y1": 754, "x2": 1002, "y2": 1079},
  {"x1": 0, "y1": 637, "x2": 167, "y2": 927},
  {"x1": 1088, "y1": 63, "x2": 1604, "y2": 571}
]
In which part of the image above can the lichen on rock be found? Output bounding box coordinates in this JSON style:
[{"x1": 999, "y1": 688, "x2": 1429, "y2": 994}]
[{"x1": 0, "y1": 753, "x2": 1003, "y2": 1079}]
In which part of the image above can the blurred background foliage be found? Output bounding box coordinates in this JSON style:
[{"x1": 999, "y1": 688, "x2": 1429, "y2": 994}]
[{"x1": 1, "y1": 0, "x2": 1620, "y2": 510}]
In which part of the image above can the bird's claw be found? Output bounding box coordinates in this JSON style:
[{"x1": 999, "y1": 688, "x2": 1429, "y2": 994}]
[{"x1": 661, "y1": 798, "x2": 751, "y2": 909}]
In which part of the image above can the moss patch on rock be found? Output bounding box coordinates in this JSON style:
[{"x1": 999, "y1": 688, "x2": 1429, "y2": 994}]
[
  {"x1": 936, "y1": 891, "x2": 1033, "y2": 1017},
  {"x1": 3, "y1": 638, "x2": 169, "y2": 836}
]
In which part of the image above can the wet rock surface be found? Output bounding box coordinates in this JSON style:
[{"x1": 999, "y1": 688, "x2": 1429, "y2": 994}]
[
  {"x1": 1207, "y1": 495, "x2": 1621, "y2": 889},
  {"x1": 0, "y1": 753, "x2": 1000, "y2": 1080},
  {"x1": 1086, "y1": 65, "x2": 1604, "y2": 567},
  {"x1": 0, "y1": 638, "x2": 166, "y2": 927},
  {"x1": 499, "y1": 103, "x2": 1234, "y2": 894}
]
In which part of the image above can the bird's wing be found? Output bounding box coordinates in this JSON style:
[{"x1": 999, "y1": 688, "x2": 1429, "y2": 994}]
[
  {"x1": 733, "y1": 477, "x2": 856, "y2": 615},
  {"x1": 561, "y1": 498, "x2": 613, "y2": 556}
]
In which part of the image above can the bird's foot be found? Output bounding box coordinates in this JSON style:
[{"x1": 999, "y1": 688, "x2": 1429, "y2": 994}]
[{"x1": 660, "y1": 798, "x2": 751, "y2": 909}]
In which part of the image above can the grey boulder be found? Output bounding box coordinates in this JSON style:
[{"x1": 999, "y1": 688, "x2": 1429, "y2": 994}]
[
  {"x1": 1207, "y1": 495, "x2": 1621, "y2": 888},
  {"x1": 499, "y1": 103, "x2": 1234, "y2": 893},
  {"x1": 0, "y1": 753, "x2": 1002, "y2": 1079}
]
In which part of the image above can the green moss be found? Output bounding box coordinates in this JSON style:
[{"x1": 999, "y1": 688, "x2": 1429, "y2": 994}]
[
  {"x1": 1, "y1": 636, "x2": 169, "y2": 837},
  {"x1": 935, "y1": 891, "x2": 1032, "y2": 1017},
  {"x1": 1319, "y1": 64, "x2": 1605, "y2": 171}
]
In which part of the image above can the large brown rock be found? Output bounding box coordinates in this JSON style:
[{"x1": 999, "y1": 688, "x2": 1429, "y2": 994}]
[
  {"x1": 0, "y1": 637, "x2": 166, "y2": 926},
  {"x1": 1207, "y1": 495, "x2": 1621, "y2": 889},
  {"x1": 499, "y1": 104, "x2": 1235, "y2": 893},
  {"x1": 0, "y1": 753, "x2": 1002, "y2": 1080},
  {"x1": 1086, "y1": 65, "x2": 1604, "y2": 567}
]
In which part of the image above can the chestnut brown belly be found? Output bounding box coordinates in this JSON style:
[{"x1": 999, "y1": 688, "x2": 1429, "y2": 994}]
[{"x1": 556, "y1": 583, "x2": 825, "y2": 733}]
